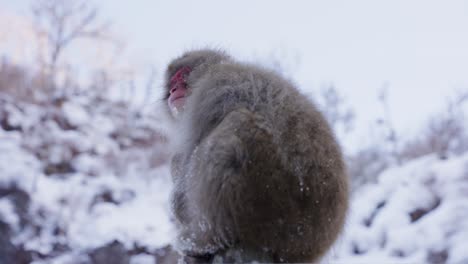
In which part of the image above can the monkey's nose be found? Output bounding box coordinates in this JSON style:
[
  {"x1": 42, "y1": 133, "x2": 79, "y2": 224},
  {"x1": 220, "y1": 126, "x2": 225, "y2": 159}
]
[
  {"x1": 170, "y1": 85, "x2": 178, "y2": 94},
  {"x1": 170, "y1": 77, "x2": 189, "y2": 95},
  {"x1": 170, "y1": 66, "x2": 191, "y2": 93}
]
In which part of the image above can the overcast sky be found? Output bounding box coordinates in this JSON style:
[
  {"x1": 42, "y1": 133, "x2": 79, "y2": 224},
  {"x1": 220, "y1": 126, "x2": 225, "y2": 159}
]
[{"x1": 2, "y1": 0, "x2": 468, "y2": 147}]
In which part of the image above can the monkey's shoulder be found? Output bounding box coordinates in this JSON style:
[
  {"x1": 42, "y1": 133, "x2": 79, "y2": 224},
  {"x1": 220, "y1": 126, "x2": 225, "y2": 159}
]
[
  {"x1": 197, "y1": 62, "x2": 287, "y2": 88},
  {"x1": 190, "y1": 63, "x2": 303, "y2": 110}
]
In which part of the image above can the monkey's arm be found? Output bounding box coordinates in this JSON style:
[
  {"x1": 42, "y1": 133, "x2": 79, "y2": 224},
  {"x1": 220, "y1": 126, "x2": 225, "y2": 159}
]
[
  {"x1": 182, "y1": 66, "x2": 260, "y2": 154},
  {"x1": 178, "y1": 108, "x2": 284, "y2": 258}
]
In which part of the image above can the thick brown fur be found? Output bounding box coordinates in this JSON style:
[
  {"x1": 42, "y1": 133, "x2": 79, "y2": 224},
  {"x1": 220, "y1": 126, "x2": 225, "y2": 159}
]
[{"x1": 164, "y1": 49, "x2": 348, "y2": 263}]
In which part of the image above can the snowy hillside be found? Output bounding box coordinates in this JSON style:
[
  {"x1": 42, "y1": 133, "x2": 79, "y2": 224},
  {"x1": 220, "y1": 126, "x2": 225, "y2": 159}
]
[
  {"x1": 0, "y1": 93, "x2": 176, "y2": 263},
  {"x1": 332, "y1": 154, "x2": 468, "y2": 264},
  {"x1": 1, "y1": 92, "x2": 468, "y2": 264}
]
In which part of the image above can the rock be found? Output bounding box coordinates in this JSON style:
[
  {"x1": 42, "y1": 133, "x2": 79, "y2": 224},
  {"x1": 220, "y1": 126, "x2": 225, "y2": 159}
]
[{"x1": 88, "y1": 240, "x2": 130, "y2": 264}]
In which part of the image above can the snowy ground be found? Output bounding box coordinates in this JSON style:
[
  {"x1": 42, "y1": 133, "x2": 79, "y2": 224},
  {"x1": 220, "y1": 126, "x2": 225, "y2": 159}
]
[
  {"x1": 330, "y1": 154, "x2": 468, "y2": 264},
  {"x1": 0, "y1": 94, "x2": 175, "y2": 263},
  {"x1": 1, "y1": 93, "x2": 467, "y2": 263}
]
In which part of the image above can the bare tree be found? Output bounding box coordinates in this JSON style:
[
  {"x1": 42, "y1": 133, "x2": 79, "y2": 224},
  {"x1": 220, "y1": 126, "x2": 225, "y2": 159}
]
[
  {"x1": 31, "y1": 0, "x2": 110, "y2": 89},
  {"x1": 0, "y1": 57, "x2": 28, "y2": 99},
  {"x1": 400, "y1": 90, "x2": 468, "y2": 160},
  {"x1": 0, "y1": 57, "x2": 55, "y2": 103},
  {"x1": 317, "y1": 84, "x2": 355, "y2": 135},
  {"x1": 143, "y1": 66, "x2": 158, "y2": 106},
  {"x1": 376, "y1": 83, "x2": 400, "y2": 164}
]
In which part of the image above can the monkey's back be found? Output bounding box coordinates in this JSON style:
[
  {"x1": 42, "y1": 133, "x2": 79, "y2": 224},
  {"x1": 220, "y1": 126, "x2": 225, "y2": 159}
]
[{"x1": 183, "y1": 62, "x2": 349, "y2": 262}]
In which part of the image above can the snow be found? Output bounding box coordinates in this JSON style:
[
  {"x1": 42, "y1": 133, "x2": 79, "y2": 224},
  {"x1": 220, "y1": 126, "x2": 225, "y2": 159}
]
[
  {"x1": 1, "y1": 92, "x2": 467, "y2": 263},
  {"x1": 331, "y1": 154, "x2": 468, "y2": 263},
  {"x1": 0, "y1": 94, "x2": 173, "y2": 262},
  {"x1": 0, "y1": 130, "x2": 40, "y2": 190},
  {"x1": 62, "y1": 101, "x2": 90, "y2": 127},
  {"x1": 65, "y1": 170, "x2": 174, "y2": 250},
  {"x1": 130, "y1": 254, "x2": 156, "y2": 264},
  {"x1": 0, "y1": 199, "x2": 19, "y2": 228}
]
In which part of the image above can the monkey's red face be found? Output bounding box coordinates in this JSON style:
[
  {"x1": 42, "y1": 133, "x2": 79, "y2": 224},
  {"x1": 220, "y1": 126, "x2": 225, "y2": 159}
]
[{"x1": 168, "y1": 66, "x2": 191, "y2": 115}]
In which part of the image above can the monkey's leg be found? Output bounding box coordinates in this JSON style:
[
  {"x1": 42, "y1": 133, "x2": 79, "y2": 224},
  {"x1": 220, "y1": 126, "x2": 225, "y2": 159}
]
[{"x1": 180, "y1": 108, "x2": 280, "y2": 262}]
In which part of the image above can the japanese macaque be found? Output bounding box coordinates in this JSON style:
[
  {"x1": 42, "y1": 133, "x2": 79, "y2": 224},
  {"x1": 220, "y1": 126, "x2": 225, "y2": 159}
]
[{"x1": 164, "y1": 49, "x2": 348, "y2": 263}]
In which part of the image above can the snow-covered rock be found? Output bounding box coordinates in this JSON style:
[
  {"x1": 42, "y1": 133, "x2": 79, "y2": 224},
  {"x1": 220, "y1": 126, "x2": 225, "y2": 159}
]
[
  {"x1": 331, "y1": 154, "x2": 468, "y2": 264},
  {"x1": 0, "y1": 93, "x2": 173, "y2": 263},
  {"x1": 62, "y1": 101, "x2": 90, "y2": 127},
  {"x1": 1, "y1": 92, "x2": 467, "y2": 263}
]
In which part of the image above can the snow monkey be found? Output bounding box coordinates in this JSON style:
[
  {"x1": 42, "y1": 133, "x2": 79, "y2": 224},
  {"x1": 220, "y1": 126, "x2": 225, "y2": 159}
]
[{"x1": 164, "y1": 49, "x2": 348, "y2": 263}]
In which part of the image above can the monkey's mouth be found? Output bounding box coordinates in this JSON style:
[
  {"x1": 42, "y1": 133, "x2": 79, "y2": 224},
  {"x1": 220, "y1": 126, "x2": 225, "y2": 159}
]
[
  {"x1": 169, "y1": 96, "x2": 186, "y2": 112},
  {"x1": 169, "y1": 89, "x2": 186, "y2": 104},
  {"x1": 169, "y1": 67, "x2": 191, "y2": 97}
]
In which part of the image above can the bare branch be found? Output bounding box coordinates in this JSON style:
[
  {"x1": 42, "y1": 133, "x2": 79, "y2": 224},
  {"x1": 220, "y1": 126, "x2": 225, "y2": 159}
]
[
  {"x1": 376, "y1": 83, "x2": 400, "y2": 164},
  {"x1": 317, "y1": 84, "x2": 355, "y2": 134},
  {"x1": 31, "y1": 0, "x2": 111, "y2": 85}
]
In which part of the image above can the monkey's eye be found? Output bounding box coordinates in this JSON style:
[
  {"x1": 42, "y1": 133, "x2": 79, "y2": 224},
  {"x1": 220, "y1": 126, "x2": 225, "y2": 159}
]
[{"x1": 170, "y1": 66, "x2": 192, "y2": 87}]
